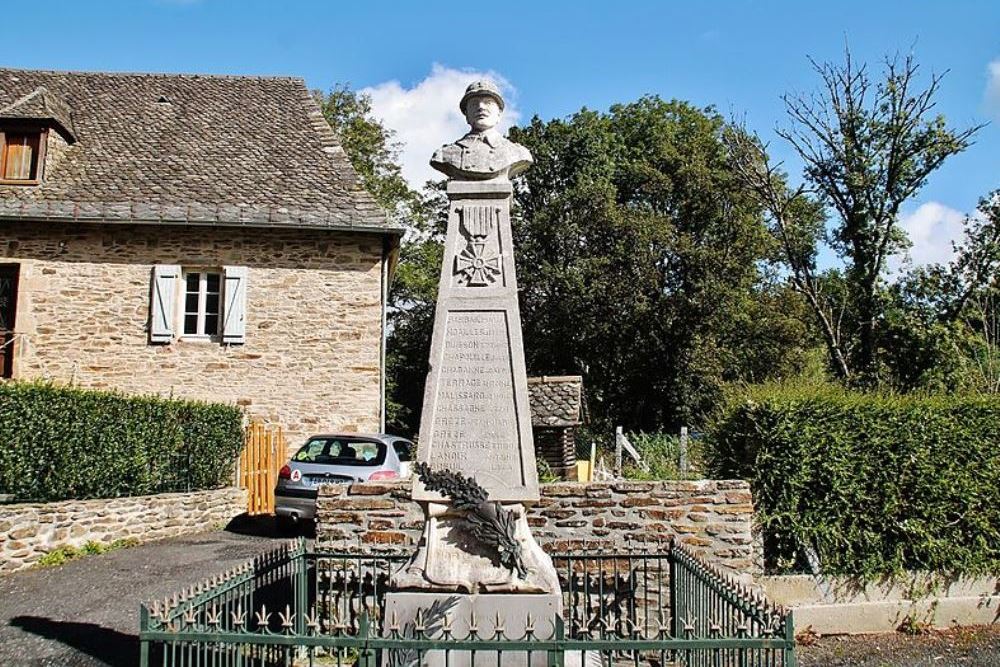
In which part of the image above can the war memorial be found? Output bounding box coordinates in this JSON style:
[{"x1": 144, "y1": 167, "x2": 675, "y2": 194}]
[
  {"x1": 136, "y1": 81, "x2": 797, "y2": 667},
  {"x1": 385, "y1": 80, "x2": 563, "y2": 661}
]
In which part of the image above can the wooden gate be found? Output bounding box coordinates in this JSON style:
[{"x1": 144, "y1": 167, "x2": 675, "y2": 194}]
[{"x1": 239, "y1": 422, "x2": 288, "y2": 515}]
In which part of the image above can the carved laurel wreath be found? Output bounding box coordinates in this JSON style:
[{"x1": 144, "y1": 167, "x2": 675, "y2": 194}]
[{"x1": 414, "y1": 462, "x2": 527, "y2": 579}]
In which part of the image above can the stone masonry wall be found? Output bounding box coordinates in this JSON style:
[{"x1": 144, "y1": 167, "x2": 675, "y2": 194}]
[
  {"x1": 0, "y1": 486, "x2": 247, "y2": 574},
  {"x1": 316, "y1": 480, "x2": 757, "y2": 575},
  {"x1": 1, "y1": 221, "x2": 385, "y2": 444}
]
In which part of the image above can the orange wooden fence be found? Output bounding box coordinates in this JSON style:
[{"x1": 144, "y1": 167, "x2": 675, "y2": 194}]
[{"x1": 239, "y1": 422, "x2": 288, "y2": 515}]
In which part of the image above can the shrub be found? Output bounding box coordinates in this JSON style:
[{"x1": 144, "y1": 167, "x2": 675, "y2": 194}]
[
  {"x1": 536, "y1": 457, "x2": 560, "y2": 483},
  {"x1": 0, "y1": 381, "x2": 243, "y2": 502},
  {"x1": 708, "y1": 385, "x2": 1000, "y2": 577}
]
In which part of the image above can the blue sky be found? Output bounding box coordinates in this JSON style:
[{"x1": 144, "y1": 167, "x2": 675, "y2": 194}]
[{"x1": 6, "y1": 1, "x2": 1000, "y2": 268}]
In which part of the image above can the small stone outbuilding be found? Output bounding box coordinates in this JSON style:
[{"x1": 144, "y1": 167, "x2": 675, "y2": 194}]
[
  {"x1": 527, "y1": 375, "x2": 583, "y2": 479},
  {"x1": 0, "y1": 68, "x2": 402, "y2": 443}
]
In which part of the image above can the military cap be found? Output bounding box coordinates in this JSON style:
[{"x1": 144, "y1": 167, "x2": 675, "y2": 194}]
[{"x1": 459, "y1": 80, "x2": 505, "y2": 114}]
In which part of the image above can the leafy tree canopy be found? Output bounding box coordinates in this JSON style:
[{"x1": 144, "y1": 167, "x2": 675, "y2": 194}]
[
  {"x1": 510, "y1": 97, "x2": 815, "y2": 433},
  {"x1": 315, "y1": 85, "x2": 443, "y2": 432}
]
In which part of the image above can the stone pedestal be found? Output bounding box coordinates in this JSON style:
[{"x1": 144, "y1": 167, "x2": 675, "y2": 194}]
[
  {"x1": 392, "y1": 503, "x2": 560, "y2": 594},
  {"x1": 395, "y1": 180, "x2": 558, "y2": 595},
  {"x1": 384, "y1": 592, "x2": 561, "y2": 667}
]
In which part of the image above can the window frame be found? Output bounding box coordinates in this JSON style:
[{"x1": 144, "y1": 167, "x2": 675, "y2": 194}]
[
  {"x1": 0, "y1": 126, "x2": 47, "y2": 185},
  {"x1": 180, "y1": 269, "x2": 223, "y2": 341}
]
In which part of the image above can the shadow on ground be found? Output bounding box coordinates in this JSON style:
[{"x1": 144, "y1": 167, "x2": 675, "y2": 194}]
[
  {"x1": 10, "y1": 616, "x2": 137, "y2": 667},
  {"x1": 224, "y1": 513, "x2": 315, "y2": 539}
]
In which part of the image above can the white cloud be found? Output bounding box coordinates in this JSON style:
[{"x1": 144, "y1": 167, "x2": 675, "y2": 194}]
[
  {"x1": 889, "y1": 202, "x2": 966, "y2": 274},
  {"x1": 986, "y1": 60, "x2": 1000, "y2": 118},
  {"x1": 362, "y1": 64, "x2": 521, "y2": 189}
]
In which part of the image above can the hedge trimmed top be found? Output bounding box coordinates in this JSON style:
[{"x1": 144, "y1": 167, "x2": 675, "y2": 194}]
[
  {"x1": 709, "y1": 385, "x2": 1000, "y2": 577},
  {"x1": 0, "y1": 382, "x2": 243, "y2": 502}
]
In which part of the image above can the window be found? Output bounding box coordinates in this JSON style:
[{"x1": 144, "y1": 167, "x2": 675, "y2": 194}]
[
  {"x1": 392, "y1": 440, "x2": 413, "y2": 462},
  {"x1": 149, "y1": 265, "x2": 247, "y2": 345},
  {"x1": 291, "y1": 438, "x2": 388, "y2": 467},
  {"x1": 182, "y1": 271, "x2": 221, "y2": 337},
  {"x1": 0, "y1": 131, "x2": 43, "y2": 183}
]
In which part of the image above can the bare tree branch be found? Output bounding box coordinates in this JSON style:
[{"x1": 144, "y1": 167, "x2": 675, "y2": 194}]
[
  {"x1": 774, "y1": 47, "x2": 984, "y2": 381},
  {"x1": 724, "y1": 125, "x2": 852, "y2": 380}
]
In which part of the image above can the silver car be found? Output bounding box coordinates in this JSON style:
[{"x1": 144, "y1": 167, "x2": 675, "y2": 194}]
[{"x1": 274, "y1": 433, "x2": 413, "y2": 531}]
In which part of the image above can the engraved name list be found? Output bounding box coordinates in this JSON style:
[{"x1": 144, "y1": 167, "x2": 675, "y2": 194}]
[{"x1": 428, "y1": 309, "x2": 524, "y2": 488}]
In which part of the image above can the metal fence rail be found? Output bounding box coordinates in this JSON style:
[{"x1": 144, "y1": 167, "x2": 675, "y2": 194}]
[{"x1": 140, "y1": 538, "x2": 796, "y2": 667}]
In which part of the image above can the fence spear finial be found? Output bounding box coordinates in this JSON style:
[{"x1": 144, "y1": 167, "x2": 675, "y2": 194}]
[{"x1": 494, "y1": 610, "x2": 506, "y2": 639}]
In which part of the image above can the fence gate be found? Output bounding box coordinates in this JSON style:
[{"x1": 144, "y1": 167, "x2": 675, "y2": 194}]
[{"x1": 239, "y1": 422, "x2": 288, "y2": 515}]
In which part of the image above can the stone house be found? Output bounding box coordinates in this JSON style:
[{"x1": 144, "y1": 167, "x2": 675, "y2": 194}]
[
  {"x1": 527, "y1": 375, "x2": 583, "y2": 479},
  {"x1": 0, "y1": 68, "x2": 402, "y2": 444}
]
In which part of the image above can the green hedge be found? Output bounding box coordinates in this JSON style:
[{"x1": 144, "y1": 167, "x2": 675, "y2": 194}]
[
  {"x1": 709, "y1": 385, "x2": 1000, "y2": 577},
  {"x1": 0, "y1": 382, "x2": 243, "y2": 502}
]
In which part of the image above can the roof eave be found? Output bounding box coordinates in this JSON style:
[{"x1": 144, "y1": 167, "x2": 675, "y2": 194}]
[{"x1": 0, "y1": 213, "x2": 405, "y2": 235}]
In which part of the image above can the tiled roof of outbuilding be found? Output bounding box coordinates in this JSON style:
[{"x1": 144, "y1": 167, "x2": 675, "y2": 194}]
[
  {"x1": 527, "y1": 376, "x2": 583, "y2": 427},
  {"x1": 0, "y1": 68, "x2": 399, "y2": 233}
]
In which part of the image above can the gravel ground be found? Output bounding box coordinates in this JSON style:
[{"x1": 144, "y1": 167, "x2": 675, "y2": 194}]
[
  {"x1": 797, "y1": 625, "x2": 1000, "y2": 666},
  {"x1": 0, "y1": 516, "x2": 299, "y2": 667}
]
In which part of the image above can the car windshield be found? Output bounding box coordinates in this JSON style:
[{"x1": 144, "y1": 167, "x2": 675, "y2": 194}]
[{"x1": 292, "y1": 438, "x2": 387, "y2": 466}]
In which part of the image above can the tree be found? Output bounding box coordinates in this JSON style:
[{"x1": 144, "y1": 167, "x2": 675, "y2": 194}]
[
  {"x1": 883, "y1": 191, "x2": 1000, "y2": 392},
  {"x1": 947, "y1": 193, "x2": 1000, "y2": 391},
  {"x1": 382, "y1": 187, "x2": 446, "y2": 433},
  {"x1": 315, "y1": 85, "x2": 442, "y2": 433},
  {"x1": 510, "y1": 97, "x2": 815, "y2": 433},
  {"x1": 724, "y1": 129, "x2": 852, "y2": 379},
  {"x1": 945, "y1": 191, "x2": 1000, "y2": 321},
  {"x1": 317, "y1": 86, "x2": 820, "y2": 436},
  {"x1": 727, "y1": 50, "x2": 982, "y2": 384},
  {"x1": 316, "y1": 85, "x2": 419, "y2": 221}
]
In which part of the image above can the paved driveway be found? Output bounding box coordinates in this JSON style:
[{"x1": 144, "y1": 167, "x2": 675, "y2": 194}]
[{"x1": 0, "y1": 517, "x2": 300, "y2": 667}]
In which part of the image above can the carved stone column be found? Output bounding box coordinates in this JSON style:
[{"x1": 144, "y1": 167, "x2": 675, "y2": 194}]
[
  {"x1": 392, "y1": 180, "x2": 559, "y2": 595},
  {"x1": 414, "y1": 181, "x2": 538, "y2": 504},
  {"x1": 386, "y1": 81, "x2": 560, "y2": 665}
]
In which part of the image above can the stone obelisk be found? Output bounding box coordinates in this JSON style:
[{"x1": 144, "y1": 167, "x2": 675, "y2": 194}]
[{"x1": 387, "y1": 82, "x2": 560, "y2": 659}]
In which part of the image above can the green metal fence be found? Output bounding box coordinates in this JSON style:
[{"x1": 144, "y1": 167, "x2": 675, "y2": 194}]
[{"x1": 139, "y1": 537, "x2": 796, "y2": 667}]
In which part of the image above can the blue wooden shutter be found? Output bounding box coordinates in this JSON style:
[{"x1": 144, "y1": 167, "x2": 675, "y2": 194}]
[
  {"x1": 222, "y1": 266, "x2": 248, "y2": 344},
  {"x1": 150, "y1": 264, "x2": 179, "y2": 343}
]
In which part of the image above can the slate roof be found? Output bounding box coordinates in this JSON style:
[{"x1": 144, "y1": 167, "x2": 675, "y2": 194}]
[
  {"x1": 527, "y1": 376, "x2": 584, "y2": 427},
  {"x1": 1, "y1": 87, "x2": 76, "y2": 141},
  {"x1": 0, "y1": 68, "x2": 399, "y2": 233}
]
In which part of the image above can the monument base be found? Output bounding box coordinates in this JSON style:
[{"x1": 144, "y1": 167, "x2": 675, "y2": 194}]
[
  {"x1": 391, "y1": 503, "x2": 560, "y2": 594},
  {"x1": 384, "y1": 592, "x2": 562, "y2": 667}
]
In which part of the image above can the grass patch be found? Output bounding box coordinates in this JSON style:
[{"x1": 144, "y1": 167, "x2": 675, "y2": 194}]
[
  {"x1": 622, "y1": 431, "x2": 704, "y2": 480},
  {"x1": 35, "y1": 537, "x2": 141, "y2": 568}
]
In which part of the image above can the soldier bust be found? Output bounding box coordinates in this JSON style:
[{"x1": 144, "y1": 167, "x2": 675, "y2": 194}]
[{"x1": 430, "y1": 80, "x2": 533, "y2": 181}]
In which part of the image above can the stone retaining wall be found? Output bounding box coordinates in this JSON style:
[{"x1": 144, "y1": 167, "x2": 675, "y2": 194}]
[
  {"x1": 762, "y1": 573, "x2": 1000, "y2": 634},
  {"x1": 316, "y1": 480, "x2": 757, "y2": 574},
  {"x1": 0, "y1": 486, "x2": 247, "y2": 574}
]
